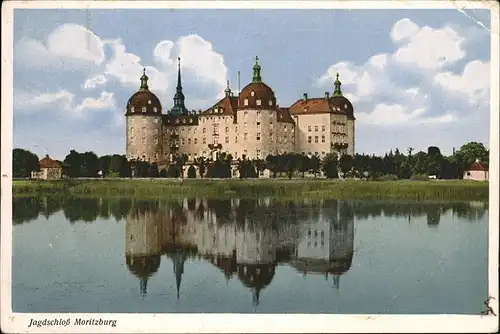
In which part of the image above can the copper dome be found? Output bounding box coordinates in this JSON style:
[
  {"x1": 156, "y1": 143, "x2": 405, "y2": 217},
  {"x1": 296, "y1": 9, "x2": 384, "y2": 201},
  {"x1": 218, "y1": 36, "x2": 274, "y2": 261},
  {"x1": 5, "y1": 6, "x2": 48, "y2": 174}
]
[
  {"x1": 329, "y1": 95, "x2": 354, "y2": 118},
  {"x1": 238, "y1": 56, "x2": 277, "y2": 110},
  {"x1": 125, "y1": 254, "x2": 161, "y2": 279},
  {"x1": 125, "y1": 69, "x2": 163, "y2": 116},
  {"x1": 237, "y1": 263, "x2": 276, "y2": 289}
]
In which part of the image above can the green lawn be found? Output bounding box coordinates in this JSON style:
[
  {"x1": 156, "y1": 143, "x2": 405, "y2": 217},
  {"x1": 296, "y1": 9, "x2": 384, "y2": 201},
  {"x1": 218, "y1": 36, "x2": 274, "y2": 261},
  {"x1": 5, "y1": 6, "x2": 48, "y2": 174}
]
[{"x1": 12, "y1": 178, "x2": 489, "y2": 201}]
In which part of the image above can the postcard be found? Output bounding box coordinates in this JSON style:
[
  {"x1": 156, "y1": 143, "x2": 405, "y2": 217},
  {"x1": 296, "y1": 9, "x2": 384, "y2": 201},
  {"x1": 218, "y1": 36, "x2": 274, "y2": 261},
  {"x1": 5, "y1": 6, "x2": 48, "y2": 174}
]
[{"x1": 1, "y1": 1, "x2": 499, "y2": 333}]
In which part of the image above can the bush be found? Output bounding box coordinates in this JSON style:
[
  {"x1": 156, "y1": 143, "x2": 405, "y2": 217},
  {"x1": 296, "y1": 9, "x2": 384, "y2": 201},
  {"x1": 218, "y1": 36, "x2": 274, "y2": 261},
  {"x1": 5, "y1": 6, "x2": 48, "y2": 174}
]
[
  {"x1": 166, "y1": 165, "x2": 182, "y2": 178},
  {"x1": 376, "y1": 174, "x2": 398, "y2": 181},
  {"x1": 410, "y1": 174, "x2": 430, "y2": 181}
]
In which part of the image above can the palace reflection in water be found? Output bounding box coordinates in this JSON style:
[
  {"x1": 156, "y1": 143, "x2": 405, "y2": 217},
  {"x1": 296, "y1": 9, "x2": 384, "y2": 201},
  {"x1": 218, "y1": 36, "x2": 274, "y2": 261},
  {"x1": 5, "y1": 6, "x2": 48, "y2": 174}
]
[
  {"x1": 124, "y1": 198, "x2": 354, "y2": 305},
  {"x1": 12, "y1": 196, "x2": 489, "y2": 313}
]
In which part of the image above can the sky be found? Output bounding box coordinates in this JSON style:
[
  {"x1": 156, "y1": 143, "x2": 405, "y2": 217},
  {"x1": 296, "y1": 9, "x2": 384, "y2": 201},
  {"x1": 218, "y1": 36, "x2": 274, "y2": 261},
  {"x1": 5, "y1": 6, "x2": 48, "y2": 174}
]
[{"x1": 11, "y1": 6, "x2": 492, "y2": 160}]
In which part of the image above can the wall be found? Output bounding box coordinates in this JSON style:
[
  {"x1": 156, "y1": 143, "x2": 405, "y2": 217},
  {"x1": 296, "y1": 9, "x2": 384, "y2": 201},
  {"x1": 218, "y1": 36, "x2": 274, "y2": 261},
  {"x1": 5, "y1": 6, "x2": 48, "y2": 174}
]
[{"x1": 126, "y1": 115, "x2": 163, "y2": 163}]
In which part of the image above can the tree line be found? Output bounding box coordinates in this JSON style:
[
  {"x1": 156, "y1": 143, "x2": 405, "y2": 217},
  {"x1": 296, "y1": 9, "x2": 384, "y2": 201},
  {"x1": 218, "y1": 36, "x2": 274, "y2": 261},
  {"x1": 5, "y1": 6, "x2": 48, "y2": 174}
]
[
  {"x1": 13, "y1": 195, "x2": 486, "y2": 226},
  {"x1": 12, "y1": 141, "x2": 489, "y2": 180}
]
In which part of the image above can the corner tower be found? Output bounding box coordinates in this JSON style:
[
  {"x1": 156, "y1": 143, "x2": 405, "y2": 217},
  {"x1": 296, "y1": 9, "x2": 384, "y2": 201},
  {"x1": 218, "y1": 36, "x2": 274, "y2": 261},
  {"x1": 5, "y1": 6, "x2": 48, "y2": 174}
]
[{"x1": 125, "y1": 69, "x2": 164, "y2": 163}]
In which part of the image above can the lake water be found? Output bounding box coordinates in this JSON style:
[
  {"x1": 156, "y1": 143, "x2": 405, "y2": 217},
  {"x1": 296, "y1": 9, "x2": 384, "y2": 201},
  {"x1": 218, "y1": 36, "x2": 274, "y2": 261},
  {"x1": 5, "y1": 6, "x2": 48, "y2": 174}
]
[{"x1": 12, "y1": 196, "x2": 488, "y2": 314}]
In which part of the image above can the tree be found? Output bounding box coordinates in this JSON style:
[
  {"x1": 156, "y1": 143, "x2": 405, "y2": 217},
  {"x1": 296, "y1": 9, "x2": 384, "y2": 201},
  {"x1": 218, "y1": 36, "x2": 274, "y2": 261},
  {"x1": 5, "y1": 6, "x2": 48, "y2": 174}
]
[
  {"x1": 63, "y1": 150, "x2": 82, "y2": 178},
  {"x1": 194, "y1": 157, "x2": 208, "y2": 178},
  {"x1": 265, "y1": 155, "x2": 279, "y2": 178},
  {"x1": 321, "y1": 153, "x2": 339, "y2": 179},
  {"x1": 284, "y1": 153, "x2": 297, "y2": 179},
  {"x1": 80, "y1": 151, "x2": 99, "y2": 177},
  {"x1": 13, "y1": 148, "x2": 39, "y2": 178},
  {"x1": 296, "y1": 153, "x2": 309, "y2": 178},
  {"x1": 309, "y1": 154, "x2": 321, "y2": 177},
  {"x1": 253, "y1": 159, "x2": 266, "y2": 178},
  {"x1": 338, "y1": 154, "x2": 354, "y2": 177},
  {"x1": 456, "y1": 142, "x2": 489, "y2": 170}
]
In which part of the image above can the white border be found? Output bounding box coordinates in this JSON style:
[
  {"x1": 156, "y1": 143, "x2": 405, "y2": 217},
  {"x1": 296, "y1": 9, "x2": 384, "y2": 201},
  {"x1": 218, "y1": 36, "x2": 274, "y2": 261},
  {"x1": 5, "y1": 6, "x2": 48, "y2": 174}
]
[{"x1": 1, "y1": 1, "x2": 499, "y2": 333}]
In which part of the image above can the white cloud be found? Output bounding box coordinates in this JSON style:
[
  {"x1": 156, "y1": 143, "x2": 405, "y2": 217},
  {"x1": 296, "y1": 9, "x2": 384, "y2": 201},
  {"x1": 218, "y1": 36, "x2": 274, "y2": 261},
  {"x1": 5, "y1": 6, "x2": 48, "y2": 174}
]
[
  {"x1": 368, "y1": 54, "x2": 388, "y2": 69},
  {"x1": 75, "y1": 91, "x2": 116, "y2": 114},
  {"x1": 434, "y1": 60, "x2": 490, "y2": 105},
  {"x1": 15, "y1": 90, "x2": 75, "y2": 111},
  {"x1": 83, "y1": 74, "x2": 107, "y2": 89},
  {"x1": 356, "y1": 103, "x2": 454, "y2": 126},
  {"x1": 15, "y1": 24, "x2": 106, "y2": 70},
  {"x1": 391, "y1": 18, "x2": 420, "y2": 42},
  {"x1": 391, "y1": 19, "x2": 466, "y2": 70}
]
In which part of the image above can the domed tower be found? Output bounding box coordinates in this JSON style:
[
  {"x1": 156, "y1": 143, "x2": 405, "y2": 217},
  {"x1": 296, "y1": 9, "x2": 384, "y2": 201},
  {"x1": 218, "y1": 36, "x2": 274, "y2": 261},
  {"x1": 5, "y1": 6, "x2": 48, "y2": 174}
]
[
  {"x1": 125, "y1": 69, "x2": 164, "y2": 163},
  {"x1": 237, "y1": 263, "x2": 276, "y2": 307},
  {"x1": 329, "y1": 73, "x2": 355, "y2": 156},
  {"x1": 125, "y1": 202, "x2": 163, "y2": 296},
  {"x1": 237, "y1": 56, "x2": 279, "y2": 160}
]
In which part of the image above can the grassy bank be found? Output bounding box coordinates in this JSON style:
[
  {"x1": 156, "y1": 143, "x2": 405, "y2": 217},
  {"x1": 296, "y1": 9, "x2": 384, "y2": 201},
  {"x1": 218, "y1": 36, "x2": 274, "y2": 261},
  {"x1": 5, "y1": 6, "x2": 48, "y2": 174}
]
[{"x1": 12, "y1": 178, "x2": 489, "y2": 201}]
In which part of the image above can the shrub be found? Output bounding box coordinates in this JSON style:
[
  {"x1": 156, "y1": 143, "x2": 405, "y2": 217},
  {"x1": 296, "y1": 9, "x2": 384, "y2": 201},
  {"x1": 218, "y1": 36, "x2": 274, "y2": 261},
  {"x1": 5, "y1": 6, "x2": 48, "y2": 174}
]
[
  {"x1": 376, "y1": 174, "x2": 398, "y2": 181},
  {"x1": 187, "y1": 165, "x2": 197, "y2": 179},
  {"x1": 411, "y1": 174, "x2": 430, "y2": 181}
]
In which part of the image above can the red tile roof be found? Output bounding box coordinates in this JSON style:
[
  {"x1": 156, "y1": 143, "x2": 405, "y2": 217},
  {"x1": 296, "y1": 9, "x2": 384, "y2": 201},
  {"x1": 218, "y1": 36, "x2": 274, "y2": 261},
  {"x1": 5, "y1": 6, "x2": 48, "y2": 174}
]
[
  {"x1": 288, "y1": 96, "x2": 355, "y2": 119},
  {"x1": 39, "y1": 155, "x2": 62, "y2": 169},
  {"x1": 277, "y1": 107, "x2": 295, "y2": 124},
  {"x1": 468, "y1": 161, "x2": 488, "y2": 171}
]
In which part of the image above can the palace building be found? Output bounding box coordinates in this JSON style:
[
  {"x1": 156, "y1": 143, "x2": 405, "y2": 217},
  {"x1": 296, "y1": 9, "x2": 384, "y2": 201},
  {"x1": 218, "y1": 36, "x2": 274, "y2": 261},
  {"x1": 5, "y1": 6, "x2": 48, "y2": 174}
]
[{"x1": 125, "y1": 57, "x2": 355, "y2": 166}]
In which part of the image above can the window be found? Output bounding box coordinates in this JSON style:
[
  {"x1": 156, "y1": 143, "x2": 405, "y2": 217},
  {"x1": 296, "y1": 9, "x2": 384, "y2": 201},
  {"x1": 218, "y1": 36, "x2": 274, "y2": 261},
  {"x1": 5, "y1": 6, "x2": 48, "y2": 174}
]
[
  {"x1": 251, "y1": 91, "x2": 255, "y2": 97},
  {"x1": 270, "y1": 122, "x2": 273, "y2": 130},
  {"x1": 142, "y1": 137, "x2": 146, "y2": 144},
  {"x1": 130, "y1": 106, "x2": 135, "y2": 113},
  {"x1": 154, "y1": 138, "x2": 158, "y2": 145},
  {"x1": 235, "y1": 126, "x2": 238, "y2": 132},
  {"x1": 322, "y1": 125, "x2": 325, "y2": 132},
  {"x1": 203, "y1": 128, "x2": 206, "y2": 133},
  {"x1": 269, "y1": 100, "x2": 273, "y2": 106},
  {"x1": 257, "y1": 133, "x2": 261, "y2": 140},
  {"x1": 321, "y1": 151, "x2": 325, "y2": 155},
  {"x1": 235, "y1": 136, "x2": 238, "y2": 143},
  {"x1": 257, "y1": 122, "x2": 261, "y2": 127},
  {"x1": 225, "y1": 137, "x2": 229, "y2": 143},
  {"x1": 322, "y1": 135, "x2": 325, "y2": 143},
  {"x1": 153, "y1": 107, "x2": 157, "y2": 113},
  {"x1": 244, "y1": 133, "x2": 248, "y2": 140},
  {"x1": 194, "y1": 138, "x2": 198, "y2": 144},
  {"x1": 130, "y1": 126, "x2": 134, "y2": 132},
  {"x1": 244, "y1": 122, "x2": 248, "y2": 127},
  {"x1": 314, "y1": 126, "x2": 318, "y2": 132},
  {"x1": 203, "y1": 137, "x2": 206, "y2": 144},
  {"x1": 257, "y1": 111, "x2": 261, "y2": 117},
  {"x1": 225, "y1": 127, "x2": 229, "y2": 132},
  {"x1": 181, "y1": 138, "x2": 185, "y2": 145},
  {"x1": 244, "y1": 99, "x2": 249, "y2": 106},
  {"x1": 244, "y1": 111, "x2": 248, "y2": 117},
  {"x1": 256, "y1": 99, "x2": 262, "y2": 106},
  {"x1": 315, "y1": 136, "x2": 318, "y2": 143},
  {"x1": 142, "y1": 107, "x2": 146, "y2": 113},
  {"x1": 308, "y1": 126, "x2": 311, "y2": 132},
  {"x1": 308, "y1": 136, "x2": 312, "y2": 143},
  {"x1": 182, "y1": 128, "x2": 185, "y2": 132},
  {"x1": 188, "y1": 138, "x2": 192, "y2": 145},
  {"x1": 284, "y1": 137, "x2": 288, "y2": 143},
  {"x1": 257, "y1": 150, "x2": 261, "y2": 158},
  {"x1": 284, "y1": 125, "x2": 287, "y2": 132}
]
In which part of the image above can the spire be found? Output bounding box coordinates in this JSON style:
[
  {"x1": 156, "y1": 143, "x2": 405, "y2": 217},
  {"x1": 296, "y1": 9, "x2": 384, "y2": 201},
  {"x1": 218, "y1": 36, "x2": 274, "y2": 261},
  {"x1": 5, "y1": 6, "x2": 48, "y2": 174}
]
[
  {"x1": 225, "y1": 80, "x2": 232, "y2": 97},
  {"x1": 252, "y1": 287, "x2": 261, "y2": 306},
  {"x1": 140, "y1": 277, "x2": 148, "y2": 296},
  {"x1": 171, "y1": 57, "x2": 187, "y2": 115},
  {"x1": 140, "y1": 68, "x2": 149, "y2": 90},
  {"x1": 333, "y1": 73, "x2": 342, "y2": 96},
  {"x1": 333, "y1": 275, "x2": 340, "y2": 290},
  {"x1": 252, "y1": 56, "x2": 262, "y2": 83},
  {"x1": 176, "y1": 57, "x2": 182, "y2": 90},
  {"x1": 172, "y1": 251, "x2": 186, "y2": 300}
]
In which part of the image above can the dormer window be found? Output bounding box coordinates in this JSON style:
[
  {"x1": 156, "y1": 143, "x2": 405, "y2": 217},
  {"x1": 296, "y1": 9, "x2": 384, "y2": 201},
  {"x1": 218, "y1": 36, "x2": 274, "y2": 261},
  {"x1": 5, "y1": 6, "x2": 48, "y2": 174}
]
[
  {"x1": 131, "y1": 106, "x2": 135, "y2": 113},
  {"x1": 142, "y1": 107, "x2": 146, "y2": 113},
  {"x1": 244, "y1": 98, "x2": 249, "y2": 106},
  {"x1": 148, "y1": 100, "x2": 152, "y2": 105},
  {"x1": 153, "y1": 107, "x2": 157, "y2": 113},
  {"x1": 250, "y1": 91, "x2": 255, "y2": 97},
  {"x1": 256, "y1": 99, "x2": 262, "y2": 106},
  {"x1": 344, "y1": 104, "x2": 348, "y2": 109},
  {"x1": 268, "y1": 100, "x2": 273, "y2": 106}
]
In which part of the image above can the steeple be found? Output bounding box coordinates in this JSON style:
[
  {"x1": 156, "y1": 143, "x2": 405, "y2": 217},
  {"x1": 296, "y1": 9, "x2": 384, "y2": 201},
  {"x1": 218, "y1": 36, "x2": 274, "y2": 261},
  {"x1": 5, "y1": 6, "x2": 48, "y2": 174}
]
[
  {"x1": 171, "y1": 57, "x2": 187, "y2": 115},
  {"x1": 140, "y1": 277, "x2": 148, "y2": 296},
  {"x1": 225, "y1": 80, "x2": 232, "y2": 97},
  {"x1": 140, "y1": 68, "x2": 149, "y2": 90},
  {"x1": 252, "y1": 56, "x2": 262, "y2": 83},
  {"x1": 172, "y1": 251, "x2": 186, "y2": 300},
  {"x1": 333, "y1": 73, "x2": 342, "y2": 96},
  {"x1": 252, "y1": 287, "x2": 261, "y2": 306}
]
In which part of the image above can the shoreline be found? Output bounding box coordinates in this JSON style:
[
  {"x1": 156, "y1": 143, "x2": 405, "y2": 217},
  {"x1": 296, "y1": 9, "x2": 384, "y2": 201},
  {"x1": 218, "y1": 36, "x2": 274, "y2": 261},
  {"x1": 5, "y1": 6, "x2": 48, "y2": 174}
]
[{"x1": 12, "y1": 179, "x2": 489, "y2": 201}]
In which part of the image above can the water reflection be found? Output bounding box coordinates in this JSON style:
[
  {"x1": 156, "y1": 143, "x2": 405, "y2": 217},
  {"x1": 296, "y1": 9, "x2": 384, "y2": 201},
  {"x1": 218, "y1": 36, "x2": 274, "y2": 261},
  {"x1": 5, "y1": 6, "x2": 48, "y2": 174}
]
[{"x1": 11, "y1": 196, "x2": 489, "y2": 313}]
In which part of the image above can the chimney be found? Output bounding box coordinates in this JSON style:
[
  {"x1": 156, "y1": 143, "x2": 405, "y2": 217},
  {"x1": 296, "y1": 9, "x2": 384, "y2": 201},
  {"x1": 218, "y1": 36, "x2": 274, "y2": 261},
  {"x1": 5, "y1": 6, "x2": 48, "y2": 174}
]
[
  {"x1": 303, "y1": 93, "x2": 308, "y2": 101},
  {"x1": 45, "y1": 154, "x2": 49, "y2": 159},
  {"x1": 325, "y1": 92, "x2": 330, "y2": 99}
]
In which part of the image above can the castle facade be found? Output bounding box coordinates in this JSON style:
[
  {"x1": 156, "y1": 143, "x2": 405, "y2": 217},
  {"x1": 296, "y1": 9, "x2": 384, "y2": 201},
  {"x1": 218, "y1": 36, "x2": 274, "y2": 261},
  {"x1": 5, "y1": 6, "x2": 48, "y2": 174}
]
[{"x1": 125, "y1": 57, "x2": 355, "y2": 165}]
